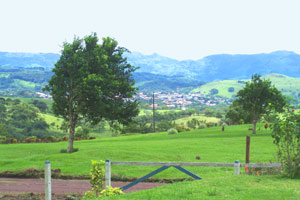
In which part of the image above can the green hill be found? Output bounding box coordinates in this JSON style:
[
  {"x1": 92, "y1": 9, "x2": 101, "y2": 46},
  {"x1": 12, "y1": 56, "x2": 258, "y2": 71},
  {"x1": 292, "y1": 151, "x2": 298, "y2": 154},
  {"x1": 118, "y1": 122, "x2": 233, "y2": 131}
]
[{"x1": 191, "y1": 74, "x2": 300, "y2": 101}]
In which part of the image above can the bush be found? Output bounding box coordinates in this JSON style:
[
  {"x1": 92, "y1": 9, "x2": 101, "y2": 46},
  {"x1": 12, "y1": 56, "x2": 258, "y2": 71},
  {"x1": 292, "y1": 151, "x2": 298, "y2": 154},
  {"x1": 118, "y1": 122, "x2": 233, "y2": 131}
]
[
  {"x1": 8, "y1": 138, "x2": 18, "y2": 143},
  {"x1": 269, "y1": 105, "x2": 300, "y2": 178},
  {"x1": 90, "y1": 160, "x2": 105, "y2": 194},
  {"x1": 167, "y1": 128, "x2": 178, "y2": 135},
  {"x1": 0, "y1": 136, "x2": 6, "y2": 144},
  {"x1": 187, "y1": 118, "x2": 198, "y2": 129},
  {"x1": 24, "y1": 136, "x2": 37, "y2": 143},
  {"x1": 176, "y1": 125, "x2": 190, "y2": 132},
  {"x1": 61, "y1": 136, "x2": 68, "y2": 141},
  {"x1": 157, "y1": 120, "x2": 175, "y2": 132},
  {"x1": 210, "y1": 88, "x2": 219, "y2": 95},
  {"x1": 82, "y1": 160, "x2": 123, "y2": 199},
  {"x1": 99, "y1": 186, "x2": 123, "y2": 197},
  {"x1": 228, "y1": 87, "x2": 235, "y2": 92},
  {"x1": 198, "y1": 123, "x2": 207, "y2": 129},
  {"x1": 42, "y1": 136, "x2": 57, "y2": 143},
  {"x1": 75, "y1": 127, "x2": 89, "y2": 139}
]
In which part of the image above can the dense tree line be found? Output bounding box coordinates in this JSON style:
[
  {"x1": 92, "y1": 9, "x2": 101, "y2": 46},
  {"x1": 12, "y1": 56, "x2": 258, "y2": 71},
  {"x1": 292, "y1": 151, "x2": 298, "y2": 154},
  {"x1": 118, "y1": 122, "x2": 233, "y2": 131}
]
[{"x1": 0, "y1": 98, "x2": 59, "y2": 141}]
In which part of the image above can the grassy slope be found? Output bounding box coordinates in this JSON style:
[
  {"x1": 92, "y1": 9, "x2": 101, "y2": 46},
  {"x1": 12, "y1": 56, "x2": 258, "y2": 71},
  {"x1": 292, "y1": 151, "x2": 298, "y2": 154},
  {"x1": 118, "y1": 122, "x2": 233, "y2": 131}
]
[
  {"x1": 39, "y1": 113, "x2": 64, "y2": 133},
  {"x1": 191, "y1": 73, "x2": 300, "y2": 99},
  {"x1": 0, "y1": 125, "x2": 278, "y2": 177},
  {"x1": 191, "y1": 79, "x2": 246, "y2": 98},
  {"x1": 1, "y1": 124, "x2": 299, "y2": 199}
]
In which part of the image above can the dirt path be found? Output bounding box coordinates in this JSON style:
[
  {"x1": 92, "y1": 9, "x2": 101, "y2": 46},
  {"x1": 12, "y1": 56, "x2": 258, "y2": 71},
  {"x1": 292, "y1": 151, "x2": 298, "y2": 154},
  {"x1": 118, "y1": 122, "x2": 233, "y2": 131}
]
[{"x1": 0, "y1": 178, "x2": 165, "y2": 195}]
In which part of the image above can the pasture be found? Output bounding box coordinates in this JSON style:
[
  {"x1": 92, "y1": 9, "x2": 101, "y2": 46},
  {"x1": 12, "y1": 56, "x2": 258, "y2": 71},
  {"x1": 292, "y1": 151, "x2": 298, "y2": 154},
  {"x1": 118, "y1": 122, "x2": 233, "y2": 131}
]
[{"x1": 0, "y1": 124, "x2": 299, "y2": 199}]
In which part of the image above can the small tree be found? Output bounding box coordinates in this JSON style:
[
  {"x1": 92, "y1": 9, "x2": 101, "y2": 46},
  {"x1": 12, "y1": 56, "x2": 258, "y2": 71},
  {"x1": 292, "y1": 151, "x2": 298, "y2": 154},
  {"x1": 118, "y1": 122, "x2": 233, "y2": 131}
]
[
  {"x1": 210, "y1": 88, "x2": 219, "y2": 95},
  {"x1": 228, "y1": 87, "x2": 235, "y2": 92},
  {"x1": 269, "y1": 105, "x2": 300, "y2": 178},
  {"x1": 226, "y1": 101, "x2": 253, "y2": 124},
  {"x1": 235, "y1": 74, "x2": 286, "y2": 134},
  {"x1": 44, "y1": 33, "x2": 139, "y2": 152}
]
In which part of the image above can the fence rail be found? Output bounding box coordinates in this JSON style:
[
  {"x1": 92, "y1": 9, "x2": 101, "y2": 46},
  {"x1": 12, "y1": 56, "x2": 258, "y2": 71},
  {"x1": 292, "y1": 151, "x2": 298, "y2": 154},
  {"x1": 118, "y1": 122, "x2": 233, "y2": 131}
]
[
  {"x1": 105, "y1": 160, "x2": 283, "y2": 191},
  {"x1": 111, "y1": 161, "x2": 282, "y2": 168},
  {"x1": 240, "y1": 163, "x2": 281, "y2": 168}
]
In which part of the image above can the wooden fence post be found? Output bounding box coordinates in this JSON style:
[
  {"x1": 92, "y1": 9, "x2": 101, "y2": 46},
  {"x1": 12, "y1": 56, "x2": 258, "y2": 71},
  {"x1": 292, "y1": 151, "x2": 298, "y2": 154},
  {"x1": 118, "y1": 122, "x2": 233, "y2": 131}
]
[
  {"x1": 234, "y1": 160, "x2": 240, "y2": 175},
  {"x1": 246, "y1": 135, "x2": 250, "y2": 163},
  {"x1": 105, "y1": 159, "x2": 111, "y2": 188},
  {"x1": 245, "y1": 135, "x2": 250, "y2": 174},
  {"x1": 45, "y1": 160, "x2": 51, "y2": 200}
]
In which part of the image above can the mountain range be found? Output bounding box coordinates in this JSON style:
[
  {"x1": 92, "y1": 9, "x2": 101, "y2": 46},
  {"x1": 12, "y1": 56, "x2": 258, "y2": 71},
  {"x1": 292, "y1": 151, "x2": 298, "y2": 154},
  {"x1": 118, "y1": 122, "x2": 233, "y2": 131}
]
[
  {"x1": 1, "y1": 50, "x2": 300, "y2": 94},
  {"x1": 125, "y1": 50, "x2": 300, "y2": 81}
]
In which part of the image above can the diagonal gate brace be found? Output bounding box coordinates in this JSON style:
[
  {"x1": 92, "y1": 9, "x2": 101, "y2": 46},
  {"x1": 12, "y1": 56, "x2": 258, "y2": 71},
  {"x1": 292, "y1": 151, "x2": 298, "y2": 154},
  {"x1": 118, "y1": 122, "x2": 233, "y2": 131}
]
[
  {"x1": 120, "y1": 165, "x2": 202, "y2": 191},
  {"x1": 173, "y1": 166, "x2": 202, "y2": 180},
  {"x1": 121, "y1": 166, "x2": 170, "y2": 191}
]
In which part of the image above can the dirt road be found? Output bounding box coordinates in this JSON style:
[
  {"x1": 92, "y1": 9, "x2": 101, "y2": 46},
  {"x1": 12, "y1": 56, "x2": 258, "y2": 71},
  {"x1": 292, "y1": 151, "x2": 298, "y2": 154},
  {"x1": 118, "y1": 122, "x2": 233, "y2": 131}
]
[{"x1": 0, "y1": 178, "x2": 164, "y2": 195}]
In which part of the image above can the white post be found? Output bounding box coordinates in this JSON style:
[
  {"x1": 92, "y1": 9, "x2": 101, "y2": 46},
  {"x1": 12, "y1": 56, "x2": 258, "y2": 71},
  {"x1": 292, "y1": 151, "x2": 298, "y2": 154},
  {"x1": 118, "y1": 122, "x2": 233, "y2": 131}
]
[
  {"x1": 105, "y1": 159, "x2": 111, "y2": 188},
  {"x1": 45, "y1": 160, "x2": 51, "y2": 200},
  {"x1": 234, "y1": 160, "x2": 240, "y2": 175}
]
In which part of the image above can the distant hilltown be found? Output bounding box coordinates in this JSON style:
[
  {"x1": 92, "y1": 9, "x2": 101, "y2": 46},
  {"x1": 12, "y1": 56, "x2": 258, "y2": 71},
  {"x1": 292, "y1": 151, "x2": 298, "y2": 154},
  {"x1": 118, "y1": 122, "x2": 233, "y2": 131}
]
[
  {"x1": 35, "y1": 91, "x2": 231, "y2": 110},
  {"x1": 135, "y1": 92, "x2": 232, "y2": 110}
]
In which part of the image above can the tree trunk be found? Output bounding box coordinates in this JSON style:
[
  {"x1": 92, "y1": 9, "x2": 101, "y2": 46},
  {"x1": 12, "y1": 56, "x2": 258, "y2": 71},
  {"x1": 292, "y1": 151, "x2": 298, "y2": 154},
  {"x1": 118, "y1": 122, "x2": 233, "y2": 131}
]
[{"x1": 67, "y1": 122, "x2": 75, "y2": 153}]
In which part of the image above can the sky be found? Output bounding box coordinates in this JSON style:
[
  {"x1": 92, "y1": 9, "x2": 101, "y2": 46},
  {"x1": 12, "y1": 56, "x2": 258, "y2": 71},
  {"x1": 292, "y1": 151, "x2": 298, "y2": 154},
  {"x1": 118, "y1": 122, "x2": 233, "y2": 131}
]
[{"x1": 0, "y1": 0, "x2": 300, "y2": 60}]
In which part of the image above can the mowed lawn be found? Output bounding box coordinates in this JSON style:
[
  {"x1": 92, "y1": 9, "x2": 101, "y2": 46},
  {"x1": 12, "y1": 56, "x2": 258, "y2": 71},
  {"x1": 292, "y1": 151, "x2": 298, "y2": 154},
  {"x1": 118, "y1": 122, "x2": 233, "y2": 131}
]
[
  {"x1": 0, "y1": 124, "x2": 278, "y2": 178},
  {"x1": 106, "y1": 175, "x2": 300, "y2": 200},
  {"x1": 1, "y1": 124, "x2": 300, "y2": 199}
]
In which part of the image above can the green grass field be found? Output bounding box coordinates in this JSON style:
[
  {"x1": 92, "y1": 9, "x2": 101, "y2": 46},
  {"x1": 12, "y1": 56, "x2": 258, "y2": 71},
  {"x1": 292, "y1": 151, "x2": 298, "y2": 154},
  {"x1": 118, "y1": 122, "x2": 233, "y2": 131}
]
[
  {"x1": 175, "y1": 115, "x2": 220, "y2": 126},
  {"x1": 191, "y1": 74, "x2": 300, "y2": 100},
  {"x1": 0, "y1": 124, "x2": 299, "y2": 199}
]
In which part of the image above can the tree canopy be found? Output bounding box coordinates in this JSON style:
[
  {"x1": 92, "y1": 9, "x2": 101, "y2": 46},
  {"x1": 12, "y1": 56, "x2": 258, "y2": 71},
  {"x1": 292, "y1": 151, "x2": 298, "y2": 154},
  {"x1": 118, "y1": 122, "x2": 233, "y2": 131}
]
[
  {"x1": 232, "y1": 74, "x2": 286, "y2": 134},
  {"x1": 44, "y1": 33, "x2": 139, "y2": 152}
]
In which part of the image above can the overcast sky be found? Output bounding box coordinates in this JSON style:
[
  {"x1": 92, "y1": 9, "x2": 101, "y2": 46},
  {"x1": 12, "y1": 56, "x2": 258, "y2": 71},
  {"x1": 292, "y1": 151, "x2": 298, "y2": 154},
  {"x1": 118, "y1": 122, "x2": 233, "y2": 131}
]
[{"x1": 0, "y1": 0, "x2": 299, "y2": 60}]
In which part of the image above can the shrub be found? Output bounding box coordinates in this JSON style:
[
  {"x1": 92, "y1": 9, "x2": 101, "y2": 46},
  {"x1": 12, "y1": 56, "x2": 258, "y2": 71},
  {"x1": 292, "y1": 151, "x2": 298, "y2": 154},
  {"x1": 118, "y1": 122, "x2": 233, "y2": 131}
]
[
  {"x1": 228, "y1": 87, "x2": 235, "y2": 92},
  {"x1": 167, "y1": 128, "x2": 178, "y2": 135},
  {"x1": 61, "y1": 136, "x2": 68, "y2": 141},
  {"x1": 99, "y1": 186, "x2": 123, "y2": 197},
  {"x1": 24, "y1": 136, "x2": 37, "y2": 143},
  {"x1": 157, "y1": 120, "x2": 175, "y2": 131},
  {"x1": 198, "y1": 123, "x2": 207, "y2": 129},
  {"x1": 0, "y1": 136, "x2": 6, "y2": 144},
  {"x1": 42, "y1": 136, "x2": 57, "y2": 143},
  {"x1": 9, "y1": 138, "x2": 18, "y2": 143},
  {"x1": 176, "y1": 125, "x2": 190, "y2": 132},
  {"x1": 82, "y1": 160, "x2": 123, "y2": 199},
  {"x1": 210, "y1": 88, "x2": 219, "y2": 95},
  {"x1": 75, "y1": 127, "x2": 90, "y2": 139},
  {"x1": 264, "y1": 123, "x2": 269, "y2": 129},
  {"x1": 90, "y1": 160, "x2": 105, "y2": 194},
  {"x1": 269, "y1": 105, "x2": 300, "y2": 178},
  {"x1": 187, "y1": 118, "x2": 199, "y2": 129}
]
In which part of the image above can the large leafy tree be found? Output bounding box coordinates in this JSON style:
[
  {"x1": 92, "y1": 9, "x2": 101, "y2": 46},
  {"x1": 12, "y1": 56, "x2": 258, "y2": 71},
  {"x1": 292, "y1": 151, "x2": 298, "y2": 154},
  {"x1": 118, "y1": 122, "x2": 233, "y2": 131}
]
[
  {"x1": 44, "y1": 34, "x2": 139, "y2": 152},
  {"x1": 235, "y1": 74, "x2": 285, "y2": 134},
  {"x1": 226, "y1": 100, "x2": 253, "y2": 124}
]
